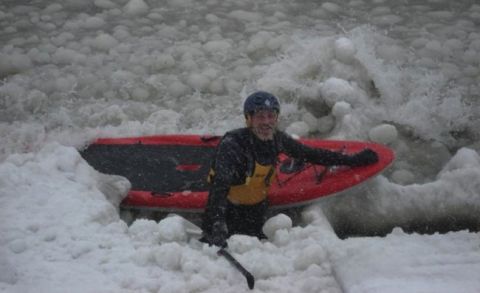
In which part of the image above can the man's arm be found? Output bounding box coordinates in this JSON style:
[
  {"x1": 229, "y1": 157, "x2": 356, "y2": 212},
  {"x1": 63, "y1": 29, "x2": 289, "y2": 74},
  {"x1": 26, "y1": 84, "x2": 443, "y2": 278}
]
[
  {"x1": 203, "y1": 135, "x2": 244, "y2": 246},
  {"x1": 277, "y1": 131, "x2": 378, "y2": 166}
]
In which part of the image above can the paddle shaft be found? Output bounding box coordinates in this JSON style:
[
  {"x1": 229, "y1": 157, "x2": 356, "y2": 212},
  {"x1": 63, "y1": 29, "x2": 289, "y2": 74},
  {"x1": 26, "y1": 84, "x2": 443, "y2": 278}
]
[{"x1": 218, "y1": 248, "x2": 255, "y2": 290}]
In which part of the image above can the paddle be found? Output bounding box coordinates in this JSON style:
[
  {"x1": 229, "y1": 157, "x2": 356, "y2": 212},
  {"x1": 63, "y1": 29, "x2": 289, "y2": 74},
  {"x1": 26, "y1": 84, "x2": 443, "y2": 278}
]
[
  {"x1": 218, "y1": 248, "x2": 255, "y2": 290},
  {"x1": 184, "y1": 218, "x2": 255, "y2": 290}
]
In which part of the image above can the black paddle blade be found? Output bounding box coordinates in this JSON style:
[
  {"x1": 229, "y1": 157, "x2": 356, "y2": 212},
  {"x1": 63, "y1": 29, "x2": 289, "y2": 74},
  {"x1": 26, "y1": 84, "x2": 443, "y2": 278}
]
[{"x1": 218, "y1": 249, "x2": 255, "y2": 290}]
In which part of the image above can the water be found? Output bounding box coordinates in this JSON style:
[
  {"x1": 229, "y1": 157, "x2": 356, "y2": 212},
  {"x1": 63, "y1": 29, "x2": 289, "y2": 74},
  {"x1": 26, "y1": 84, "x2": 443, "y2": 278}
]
[{"x1": 1, "y1": 0, "x2": 479, "y2": 236}]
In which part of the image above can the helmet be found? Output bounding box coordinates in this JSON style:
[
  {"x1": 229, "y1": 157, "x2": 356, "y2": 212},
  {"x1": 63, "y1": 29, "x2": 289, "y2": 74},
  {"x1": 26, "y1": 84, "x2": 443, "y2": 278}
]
[{"x1": 243, "y1": 91, "x2": 280, "y2": 116}]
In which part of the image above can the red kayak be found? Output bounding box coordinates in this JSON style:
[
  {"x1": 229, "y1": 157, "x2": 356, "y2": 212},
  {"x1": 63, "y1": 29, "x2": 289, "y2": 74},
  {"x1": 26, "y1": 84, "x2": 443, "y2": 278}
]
[{"x1": 81, "y1": 135, "x2": 394, "y2": 212}]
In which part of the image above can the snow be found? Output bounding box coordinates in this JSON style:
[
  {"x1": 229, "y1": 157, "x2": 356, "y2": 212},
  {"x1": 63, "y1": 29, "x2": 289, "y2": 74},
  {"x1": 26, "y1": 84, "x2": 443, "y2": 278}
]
[{"x1": 1, "y1": 0, "x2": 480, "y2": 292}]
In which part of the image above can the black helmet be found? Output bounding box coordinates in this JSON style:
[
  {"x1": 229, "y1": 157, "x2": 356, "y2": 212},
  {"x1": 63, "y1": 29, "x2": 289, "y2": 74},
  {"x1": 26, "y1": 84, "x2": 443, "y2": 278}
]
[{"x1": 243, "y1": 91, "x2": 280, "y2": 116}]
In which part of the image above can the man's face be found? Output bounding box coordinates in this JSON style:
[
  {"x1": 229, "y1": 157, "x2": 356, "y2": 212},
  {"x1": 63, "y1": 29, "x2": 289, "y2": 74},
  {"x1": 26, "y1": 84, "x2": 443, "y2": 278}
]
[{"x1": 249, "y1": 110, "x2": 278, "y2": 141}]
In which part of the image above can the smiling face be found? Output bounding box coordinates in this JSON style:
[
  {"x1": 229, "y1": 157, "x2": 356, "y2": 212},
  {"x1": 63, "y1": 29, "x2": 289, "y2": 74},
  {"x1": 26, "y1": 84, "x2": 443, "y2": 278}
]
[{"x1": 247, "y1": 109, "x2": 279, "y2": 141}]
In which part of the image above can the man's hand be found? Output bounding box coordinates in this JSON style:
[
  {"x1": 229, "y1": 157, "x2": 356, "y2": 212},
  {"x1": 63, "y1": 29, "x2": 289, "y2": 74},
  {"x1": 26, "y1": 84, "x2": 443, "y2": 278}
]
[
  {"x1": 350, "y1": 148, "x2": 379, "y2": 166},
  {"x1": 211, "y1": 221, "x2": 228, "y2": 248}
]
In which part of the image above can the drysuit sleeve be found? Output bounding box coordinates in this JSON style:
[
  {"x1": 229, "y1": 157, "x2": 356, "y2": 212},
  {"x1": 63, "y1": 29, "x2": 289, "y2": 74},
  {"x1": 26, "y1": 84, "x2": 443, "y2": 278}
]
[
  {"x1": 202, "y1": 134, "x2": 245, "y2": 237},
  {"x1": 277, "y1": 132, "x2": 378, "y2": 166}
]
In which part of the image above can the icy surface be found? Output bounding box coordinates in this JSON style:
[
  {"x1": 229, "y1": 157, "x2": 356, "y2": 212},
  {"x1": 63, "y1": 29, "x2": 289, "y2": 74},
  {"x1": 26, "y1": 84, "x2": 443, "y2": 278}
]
[{"x1": 1, "y1": 0, "x2": 480, "y2": 292}]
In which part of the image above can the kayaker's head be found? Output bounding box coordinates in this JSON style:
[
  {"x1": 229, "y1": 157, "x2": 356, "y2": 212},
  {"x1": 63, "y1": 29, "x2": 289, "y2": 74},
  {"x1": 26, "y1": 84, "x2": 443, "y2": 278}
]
[{"x1": 244, "y1": 91, "x2": 280, "y2": 141}]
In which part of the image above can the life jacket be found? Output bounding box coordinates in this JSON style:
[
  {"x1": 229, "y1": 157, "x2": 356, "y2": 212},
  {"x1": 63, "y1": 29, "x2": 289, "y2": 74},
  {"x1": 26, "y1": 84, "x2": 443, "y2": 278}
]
[
  {"x1": 208, "y1": 161, "x2": 276, "y2": 205},
  {"x1": 207, "y1": 130, "x2": 278, "y2": 205},
  {"x1": 227, "y1": 162, "x2": 275, "y2": 205}
]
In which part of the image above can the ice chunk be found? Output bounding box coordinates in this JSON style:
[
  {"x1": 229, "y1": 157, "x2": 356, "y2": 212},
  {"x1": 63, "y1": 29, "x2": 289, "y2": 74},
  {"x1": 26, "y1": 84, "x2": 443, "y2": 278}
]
[
  {"x1": 286, "y1": 121, "x2": 310, "y2": 137},
  {"x1": 91, "y1": 33, "x2": 118, "y2": 51},
  {"x1": 302, "y1": 112, "x2": 318, "y2": 131},
  {"x1": 203, "y1": 40, "x2": 232, "y2": 53},
  {"x1": 228, "y1": 10, "x2": 261, "y2": 22},
  {"x1": 166, "y1": 0, "x2": 193, "y2": 8},
  {"x1": 205, "y1": 14, "x2": 219, "y2": 23},
  {"x1": 391, "y1": 169, "x2": 415, "y2": 185},
  {"x1": 44, "y1": 3, "x2": 63, "y2": 13},
  {"x1": 0, "y1": 256, "x2": 18, "y2": 285},
  {"x1": 263, "y1": 213, "x2": 292, "y2": 239},
  {"x1": 96, "y1": 174, "x2": 130, "y2": 208},
  {"x1": 332, "y1": 101, "x2": 352, "y2": 118},
  {"x1": 83, "y1": 16, "x2": 106, "y2": 29},
  {"x1": 369, "y1": 124, "x2": 398, "y2": 144},
  {"x1": 187, "y1": 73, "x2": 210, "y2": 91},
  {"x1": 334, "y1": 37, "x2": 356, "y2": 64},
  {"x1": 94, "y1": 0, "x2": 117, "y2": 9},
  {"x1": 129, "y1": 219, "x2": 160, "y2": 243},
  {"x1": 158, "y1": 216, "x2": 188, "y2": 242},
  {"x1": 424, "y1": 40, "x2": 444, "y2": 56},
  {"x1": 9, "y1": 239, "x2": 27, "y2": 254},
  {"x1": 153, "y1": 54, "x2": 175, "y2": 70},
  {"x1": 376, "y1": 44, "x2": 407, "y2": 62},
  {"x1": 228, "y1": 234, "x2": 262, "y2": 253},
  {"x1": 130, "y1": 87, "x2": 150, "y2": 100},
  {"x1": 321, "y1": 2, "x2": 342, "y2": 13},
  {"x1": 462, "y1": 50, "x2": 478, "y2": 65},
  {"x1": 321, "y1": 78, "x2": 355, "y2": 106},
  {"x1": 293, "y1": 245, "x2": 327, "y2": 270},
  {"x1": 52, "y1": 47, "x2": 86, "y2": 64},
  {"x1": 145, "y1": 109, "x2": 182, "y2": 133},
  {"x1": 167, "y1": 81, "x2": 190, "y2": 97},
  {"x1": 372, "y1": 14, "x2": 403, "y2": 26},
  {"x1": 124, "y1": 0, "x2": 149, "y2": 16},
  {"x1": 317, "y1": 115, "x2": 335, "y2": 134},
  {"x1": 439, "y1": 148, "x2": 480, "y2": 174},
  {"x1": 154, "y1": 242, "x2": 183, "y2": 270},
  {"x1": 208, "y1": 79, "x2": 225, "y2": 95}
]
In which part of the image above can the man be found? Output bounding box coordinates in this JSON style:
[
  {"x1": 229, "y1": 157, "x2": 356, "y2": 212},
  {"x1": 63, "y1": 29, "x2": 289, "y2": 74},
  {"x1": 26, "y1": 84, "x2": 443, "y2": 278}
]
[{"x1": 201, "y1": 91, "x2": 378, "y2": 247}]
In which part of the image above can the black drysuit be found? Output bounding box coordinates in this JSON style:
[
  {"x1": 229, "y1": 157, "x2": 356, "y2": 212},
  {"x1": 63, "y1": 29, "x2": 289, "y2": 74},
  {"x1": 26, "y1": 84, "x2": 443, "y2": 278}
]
[{"x1": 201, "y1": 127, "x2": 377, "y2": 245}]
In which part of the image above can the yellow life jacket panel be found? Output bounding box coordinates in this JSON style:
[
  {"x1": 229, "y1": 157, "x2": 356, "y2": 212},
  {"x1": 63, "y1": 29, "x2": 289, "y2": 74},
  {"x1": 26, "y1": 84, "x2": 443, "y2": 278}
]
[{"x1": 227, "y1": 162, "x2": 275, "y2": 205}]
